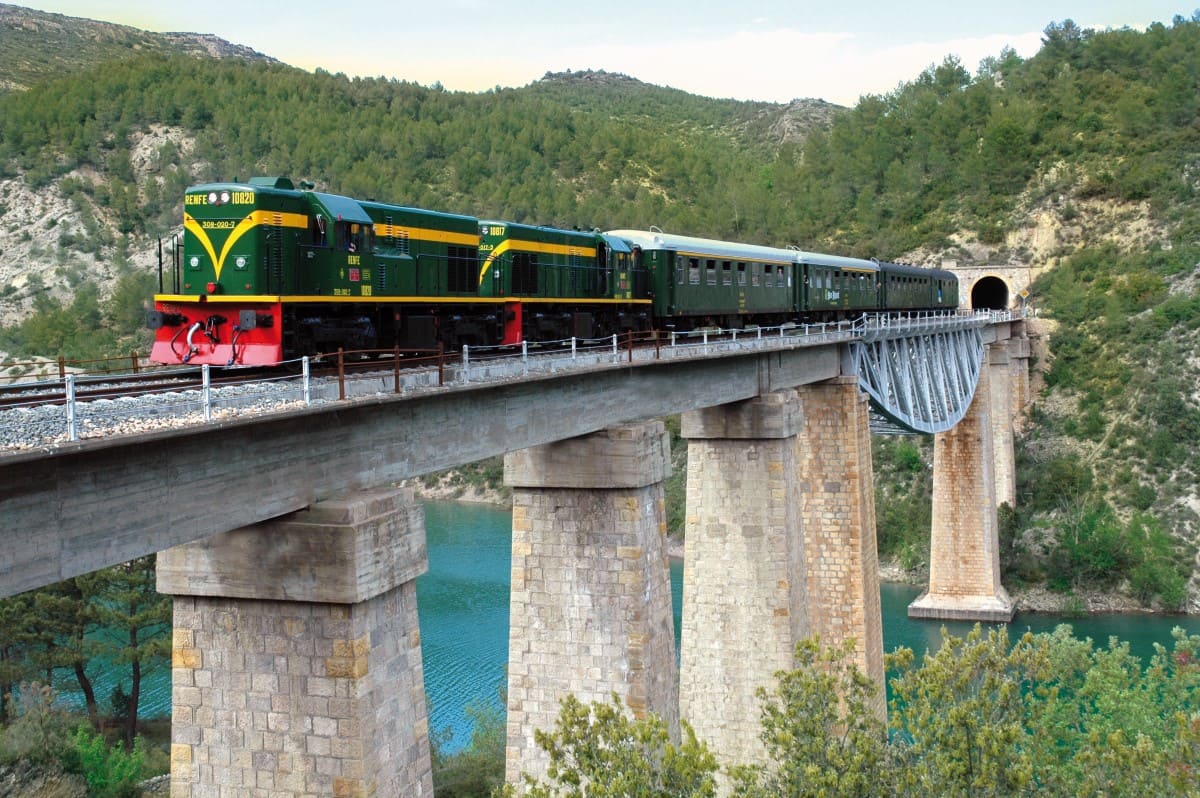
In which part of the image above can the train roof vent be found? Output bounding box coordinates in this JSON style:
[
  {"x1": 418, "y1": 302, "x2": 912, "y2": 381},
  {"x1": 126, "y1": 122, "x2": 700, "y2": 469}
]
[{"x1": 249, "y1": 177, "x2": 295, "y2": 189}]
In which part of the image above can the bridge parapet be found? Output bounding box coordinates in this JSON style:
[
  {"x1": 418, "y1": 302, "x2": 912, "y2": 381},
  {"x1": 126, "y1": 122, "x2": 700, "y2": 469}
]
[{"x1": 860, "y1": 309, "x2": 1007, "y2": 341}]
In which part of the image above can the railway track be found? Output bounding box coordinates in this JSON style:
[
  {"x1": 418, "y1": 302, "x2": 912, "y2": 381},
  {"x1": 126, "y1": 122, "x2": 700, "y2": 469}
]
[{"x1": 0, "y1": 367, "x2": 253, "y2": 410}]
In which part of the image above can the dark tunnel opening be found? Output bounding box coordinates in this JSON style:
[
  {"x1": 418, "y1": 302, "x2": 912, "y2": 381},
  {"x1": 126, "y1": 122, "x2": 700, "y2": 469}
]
[{"x1": 970, "y1": 276, "x2": 1009, "y2": 310}]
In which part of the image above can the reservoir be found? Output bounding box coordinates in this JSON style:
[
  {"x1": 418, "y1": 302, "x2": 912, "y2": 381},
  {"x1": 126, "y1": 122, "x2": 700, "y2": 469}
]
[{"x1": 415, "y1": 501, "x2": 1200, "y2": 750}]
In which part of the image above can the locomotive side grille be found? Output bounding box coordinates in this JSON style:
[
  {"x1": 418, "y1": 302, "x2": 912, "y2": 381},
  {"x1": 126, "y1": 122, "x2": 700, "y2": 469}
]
[
  {"x1": 268, "y1": 214, "x2": 285, "y2": 292},
  {"x1": 384, "y1": 216, "x2": 411, "y2": 255}
]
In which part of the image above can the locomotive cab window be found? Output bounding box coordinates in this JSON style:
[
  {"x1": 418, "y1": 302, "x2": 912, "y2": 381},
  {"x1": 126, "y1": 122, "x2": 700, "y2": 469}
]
[
  {"x1": 312, "y1": 215, "x2": 328, "y2": 247},
  {"x1": 337, "y1": 221, "x2": 366, "y2": 253}
]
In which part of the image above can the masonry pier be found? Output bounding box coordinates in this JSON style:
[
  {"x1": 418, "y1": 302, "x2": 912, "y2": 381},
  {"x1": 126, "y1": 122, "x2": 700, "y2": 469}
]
[
  {"x1": 502, "y1": 421, "x2": 679, "y2": 785},
  {"x1": 793, "y1": 378, "x2": 885, "y2": 718},
  {"x1": 678, "y1": 390, "x2": 810, "y2": 772},
  {"x1": 157, "y1": 487, "x2": 432, "y2": 797},
  {"x1": 989, "y1": 341, "x2": 1017, "y2": 508},
  {"x1": 909, "y1": 351, "x2": 1017, "y2": 622}
]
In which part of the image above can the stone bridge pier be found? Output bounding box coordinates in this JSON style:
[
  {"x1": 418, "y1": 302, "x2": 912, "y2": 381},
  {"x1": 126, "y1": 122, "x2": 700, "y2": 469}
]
[
  {"x1": 679, "y1": 377, "x2": 885, "y2": 775},
  {"x1": 158, "y1": 487, "x2": 433, "y2": 797},
  {"x1": 678, "y1": 390, "x2": 811, "y2": 773},
  {"x1": 909, "y1": 341, "x2": 1017, "y2": 622},
  {"x1": 503, "y1": 421, "x2": 679, "y2": 785}
]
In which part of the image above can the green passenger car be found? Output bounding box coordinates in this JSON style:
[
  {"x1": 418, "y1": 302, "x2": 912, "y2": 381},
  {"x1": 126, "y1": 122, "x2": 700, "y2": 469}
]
[
  {"x1": 878, "y1": 261, "x2": 960, "y2": 311},
  {"x1": 798, "y1": 252, "x2": 880, "y2": 318},
  {"x1": 606, "y1": 229, "x2": 796, "y2": 330}
]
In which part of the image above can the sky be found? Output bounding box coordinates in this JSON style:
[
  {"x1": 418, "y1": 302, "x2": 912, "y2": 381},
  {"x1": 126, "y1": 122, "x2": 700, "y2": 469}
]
[{"x1": 12, "y1": 1, "x2": 1197, "y2": 105}]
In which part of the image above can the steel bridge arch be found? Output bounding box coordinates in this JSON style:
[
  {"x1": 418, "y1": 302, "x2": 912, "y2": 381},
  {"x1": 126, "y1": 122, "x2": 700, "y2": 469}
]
[{"x1": 851, "y1": 315, "x2": 989, "y2": 435}]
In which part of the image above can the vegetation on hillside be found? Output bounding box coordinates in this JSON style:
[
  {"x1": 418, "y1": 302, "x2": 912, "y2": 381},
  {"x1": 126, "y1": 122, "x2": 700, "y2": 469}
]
[
  {"x1": 0, "y1": 267, "x2": 155, "y2": 362},
  {"x1": 788, "y1": 17, "x2": 1200, "y2": 257},
  {"x1": 0, "y1": 57, "x2": 815, "y2": 245}
]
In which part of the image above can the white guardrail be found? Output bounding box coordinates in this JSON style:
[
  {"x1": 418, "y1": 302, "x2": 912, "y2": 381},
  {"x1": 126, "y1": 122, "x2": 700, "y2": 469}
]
[{"x1": 0, "y1": 310, "x2": 1010, "y2": 453}]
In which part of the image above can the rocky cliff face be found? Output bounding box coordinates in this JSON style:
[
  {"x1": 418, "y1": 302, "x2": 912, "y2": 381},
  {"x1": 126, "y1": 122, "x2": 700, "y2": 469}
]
[{"x1": 0, "y1": 126, "x2": 195, "y2": 326}]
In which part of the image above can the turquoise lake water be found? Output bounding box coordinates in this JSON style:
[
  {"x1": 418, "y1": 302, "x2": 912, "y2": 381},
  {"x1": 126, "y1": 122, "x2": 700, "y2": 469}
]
[
  {"x1": 414, "y1": 501, "x2": 1200, "y2": 751},
  {"x1": 66, "y1": 499, "x2": 1200, "y2": 751}
]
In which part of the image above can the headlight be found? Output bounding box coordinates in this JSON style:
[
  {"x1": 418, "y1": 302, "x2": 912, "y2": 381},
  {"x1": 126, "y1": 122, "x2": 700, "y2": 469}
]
[
  {"x1": 190, "y1": 256, "x2": 200, "y2": 268},
  {"x1": 207, "y1": 192, "x2": 218, "y2": 205},
  {"x1": 220, "y1": 191, "x2": 231, "y2": 204},
  {"x1": 235, "y1": 256, "x2": 247, "y2": 269}
]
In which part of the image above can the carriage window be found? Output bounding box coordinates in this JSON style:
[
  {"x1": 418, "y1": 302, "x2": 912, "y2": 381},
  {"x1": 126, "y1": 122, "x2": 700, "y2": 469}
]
[
  {"x1": 737, "y1": 262, "x2": 747, "y2": 286},
  {"x1": 676, "y1": 255, "x2": 685, "y2": 284},
  {"x1": 722, "y1": 261, "x2": 732, "y2": 285},
  {"x1": 689, "y1": 258, "x2": 701, "y2": 285},
  {"x1": 706, "y1": 259, "x2": 717, "y2": 285},
  {"x1": 752, "y1": 263, "x2": 761, "y2": 287}
]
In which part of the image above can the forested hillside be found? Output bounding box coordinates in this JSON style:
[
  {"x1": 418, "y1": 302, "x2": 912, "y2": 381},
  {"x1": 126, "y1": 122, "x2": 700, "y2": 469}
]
[{"x1": 0, "y1": 8, "x2": 1198, "y2": 608}]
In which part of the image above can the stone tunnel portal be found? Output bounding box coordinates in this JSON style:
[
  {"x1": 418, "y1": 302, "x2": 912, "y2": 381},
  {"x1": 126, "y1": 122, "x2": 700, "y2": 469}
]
[{"x1": 970, "y1": 276, "x2": 1010, "y2": 310}]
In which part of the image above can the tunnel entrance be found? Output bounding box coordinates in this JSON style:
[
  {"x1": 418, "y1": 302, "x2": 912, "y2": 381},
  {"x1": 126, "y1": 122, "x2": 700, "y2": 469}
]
[{"x1": 971, "y1": 276, "x2": 1009, "y2": 310}]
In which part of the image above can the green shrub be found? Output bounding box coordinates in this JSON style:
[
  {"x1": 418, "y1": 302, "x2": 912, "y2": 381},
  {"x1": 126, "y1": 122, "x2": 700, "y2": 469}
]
[{"x1": 62, "y1": 726, "x2": 146, "y2": 798}]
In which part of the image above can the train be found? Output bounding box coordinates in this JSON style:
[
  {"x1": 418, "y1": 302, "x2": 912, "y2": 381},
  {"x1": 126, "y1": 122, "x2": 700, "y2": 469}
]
[{"x1": 148, "y1": 177, "x2": 958, "y2": 366}]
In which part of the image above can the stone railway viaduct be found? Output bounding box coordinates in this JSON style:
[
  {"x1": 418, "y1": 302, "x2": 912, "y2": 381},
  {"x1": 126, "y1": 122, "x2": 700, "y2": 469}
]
[{"x1": 0, "y1": 317, "x2": 1031, "y2": 796}]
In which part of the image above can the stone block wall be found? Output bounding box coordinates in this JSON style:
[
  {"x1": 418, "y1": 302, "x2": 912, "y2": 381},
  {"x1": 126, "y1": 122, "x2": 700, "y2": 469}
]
[
  {"x1": 989, "y1": 342, "x2": 1017, "y2": 508},
  {"x1": 794, "y1": 378, "x2": 885, "y2": 717},
  {"x1": 678, "y1": 391, "x2": 809, "y2": 770},
  {"x1": 504, "y1": 422, "x2": 678, "y2": 786},
  {"x1": 909, "y1": 364, "x2": 1015, "y2": 622},
  {"x1": 159, "y1": 487, "x2": 432, "y2": 797},
  {"x1": 170, "y1": 584, "x2": 429, "y2": 797}
]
